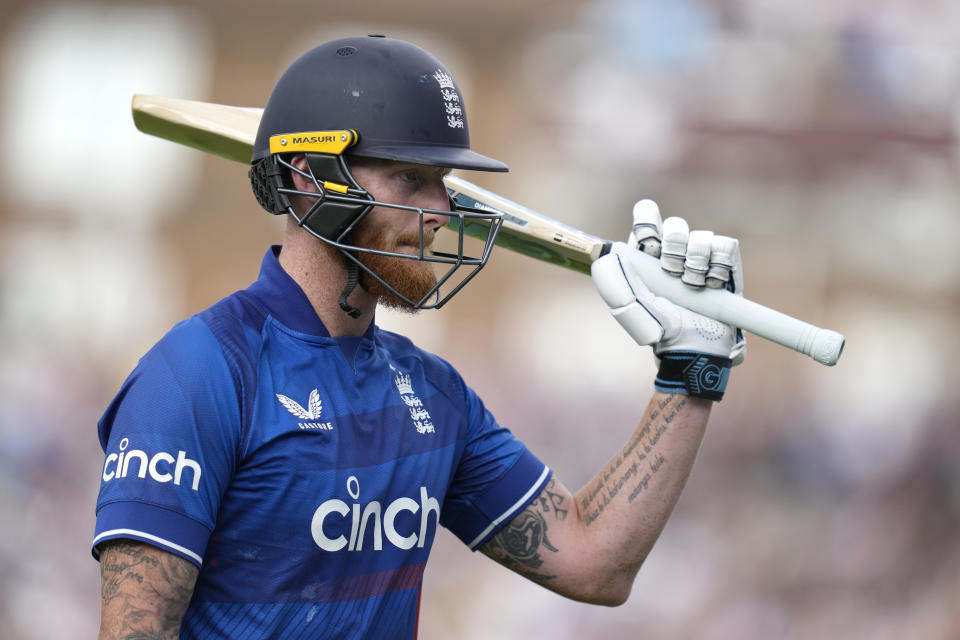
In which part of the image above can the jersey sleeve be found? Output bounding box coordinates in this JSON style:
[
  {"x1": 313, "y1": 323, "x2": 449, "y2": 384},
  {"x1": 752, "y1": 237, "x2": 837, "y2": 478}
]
[
  {"x1": 92, "y1": 317, "x2": 242, "y2": 567},
  {"x1": 439, "y1": 375, "x2": 552, "y2": 550}
]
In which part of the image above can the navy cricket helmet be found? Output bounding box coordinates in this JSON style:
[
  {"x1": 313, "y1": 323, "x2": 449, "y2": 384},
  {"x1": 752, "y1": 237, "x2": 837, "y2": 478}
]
[
  {"x1": 248, "y1": 35, "x2": 506, "y2": 314},
  {"x1": 251, "y1": 35, "x2": 507, "y2": 171}
]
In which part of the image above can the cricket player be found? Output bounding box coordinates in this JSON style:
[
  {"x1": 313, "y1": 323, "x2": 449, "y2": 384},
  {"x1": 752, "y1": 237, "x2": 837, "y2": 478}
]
[{"x1": 94, "y1": 36, "x2": 745, "y2": 639}]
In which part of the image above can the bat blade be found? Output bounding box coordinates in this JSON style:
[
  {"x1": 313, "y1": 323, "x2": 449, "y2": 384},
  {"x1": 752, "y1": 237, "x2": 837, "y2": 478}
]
[
  {"x1": 132, "y1": 94, "x2": 261, "y2": 163},
  {"x1": 130, "y1": 94, "x2": 603, "y2": 273},
  {"x1": 130, "y1": 94, "x2": 845, "y2": 365},
  {"x1": 444, "y1": 175, "x2": 607, "y2": 275}
]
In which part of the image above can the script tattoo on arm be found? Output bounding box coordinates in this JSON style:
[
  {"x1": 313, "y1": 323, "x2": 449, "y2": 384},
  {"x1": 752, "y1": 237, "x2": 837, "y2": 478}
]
[
  {"x1": 480, "y1": 478, "x2": 566, "y2": 583},
  {"x1": 99, "y1": 539, "x2": 199, "y2": 640},
  {"x1": 580, "y1": 394, "x2": 688, "y2": 527}
]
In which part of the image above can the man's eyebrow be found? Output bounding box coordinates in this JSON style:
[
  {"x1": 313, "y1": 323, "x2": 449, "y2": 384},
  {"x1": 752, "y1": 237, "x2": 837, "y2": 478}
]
[{"x1": 392, "y1": 164, "x2": 452, "y2": 175}]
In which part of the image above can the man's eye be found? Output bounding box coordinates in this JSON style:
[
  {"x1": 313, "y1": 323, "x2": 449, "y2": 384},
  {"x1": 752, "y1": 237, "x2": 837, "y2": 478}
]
[{"x1": 399, "y1": 170, "x2": 420, "y2": 184}]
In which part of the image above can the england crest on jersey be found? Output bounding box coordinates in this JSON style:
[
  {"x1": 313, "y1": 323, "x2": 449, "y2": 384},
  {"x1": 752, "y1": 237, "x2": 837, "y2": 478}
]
[{"x1": 392, "y1": 368, "x2": 435, "y2": 434}]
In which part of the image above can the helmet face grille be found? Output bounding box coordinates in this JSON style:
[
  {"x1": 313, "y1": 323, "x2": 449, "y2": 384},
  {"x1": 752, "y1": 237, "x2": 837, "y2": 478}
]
[{"x1": 273, "y1": 153, "x2": 504, "y2": 311}]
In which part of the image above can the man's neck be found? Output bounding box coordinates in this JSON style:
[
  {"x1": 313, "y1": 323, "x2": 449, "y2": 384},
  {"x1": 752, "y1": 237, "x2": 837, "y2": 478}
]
[{"x1": 277, "y1": 224, "x2": 377, "y2": 338}]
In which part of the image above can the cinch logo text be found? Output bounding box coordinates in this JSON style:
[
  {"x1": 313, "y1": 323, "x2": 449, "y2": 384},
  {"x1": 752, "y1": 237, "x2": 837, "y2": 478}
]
[
  {"x1": 311, "y1": 476, "x2": 440, "y2": 552},
  {"x1": 101, "y1": 437, "x2": 202, "y2": 491}
]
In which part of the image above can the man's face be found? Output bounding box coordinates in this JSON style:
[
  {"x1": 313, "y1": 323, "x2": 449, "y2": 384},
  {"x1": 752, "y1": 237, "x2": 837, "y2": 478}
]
[{"x1": 348, "y1": 159, "x2": 452, "y2": 310}]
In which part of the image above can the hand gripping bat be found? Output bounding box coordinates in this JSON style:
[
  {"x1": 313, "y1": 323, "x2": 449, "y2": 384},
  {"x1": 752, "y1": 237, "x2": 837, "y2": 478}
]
[{"x1": 131, "y1": 94, "x2": 845, "y2": 365}]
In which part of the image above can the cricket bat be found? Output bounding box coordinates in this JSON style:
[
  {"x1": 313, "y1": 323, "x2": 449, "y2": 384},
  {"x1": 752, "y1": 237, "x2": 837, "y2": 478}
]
[{"x1": 131, "y1": 94, "x2": 846, "y2": 366}]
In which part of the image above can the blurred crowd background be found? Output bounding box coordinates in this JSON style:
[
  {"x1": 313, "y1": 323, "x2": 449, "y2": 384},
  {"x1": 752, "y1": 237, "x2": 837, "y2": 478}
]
[{"x1": 1, "y1": 1, "x2": 958, "y2": 638}]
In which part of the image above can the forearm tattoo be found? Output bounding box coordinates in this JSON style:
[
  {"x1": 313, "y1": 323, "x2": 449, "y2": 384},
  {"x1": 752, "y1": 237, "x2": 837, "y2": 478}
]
[
  {"x1": 580, "y1": 394, "x2": 687, "y2": 527},
  {"x1": 482, "y1": 478, "x2": 565, "y2": 583},
  {"x1": 99, "y1": 539, "x2": 198, "y2": 640}
]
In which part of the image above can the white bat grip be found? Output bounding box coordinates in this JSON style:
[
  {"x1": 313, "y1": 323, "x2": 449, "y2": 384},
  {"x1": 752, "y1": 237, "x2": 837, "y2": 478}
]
[{"x1": 619, "y1": 246, "x2": 845, "y2": 366}]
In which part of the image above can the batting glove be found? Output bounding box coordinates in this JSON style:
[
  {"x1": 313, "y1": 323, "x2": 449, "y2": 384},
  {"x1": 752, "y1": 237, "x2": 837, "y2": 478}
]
[{"x1": 592, "y1": 200, "x2": 746, "y2": 401}]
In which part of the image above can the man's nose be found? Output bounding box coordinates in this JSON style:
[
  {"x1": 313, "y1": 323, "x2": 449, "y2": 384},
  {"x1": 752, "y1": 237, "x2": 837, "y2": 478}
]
[{"x1": 419, "y1": 178, "x2": 452, "y2": 231}]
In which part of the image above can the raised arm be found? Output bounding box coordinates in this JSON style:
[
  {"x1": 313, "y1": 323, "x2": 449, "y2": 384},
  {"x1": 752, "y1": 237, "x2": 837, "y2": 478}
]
[
  {"x1": 481, "y1": 392, "x2": 710, "y2": 605},
  {"x1": 98, "y1": 539, "x2": 199, "y2": 640},
  {"x1": 482, "y1": 205, "x2": 745, "y2": 605}
]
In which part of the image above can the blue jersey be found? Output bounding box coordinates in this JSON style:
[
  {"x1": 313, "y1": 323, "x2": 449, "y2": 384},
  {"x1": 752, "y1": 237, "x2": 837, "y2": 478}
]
[{"x1": 93, "y1": 247, "x2": 551, "y2": 639}]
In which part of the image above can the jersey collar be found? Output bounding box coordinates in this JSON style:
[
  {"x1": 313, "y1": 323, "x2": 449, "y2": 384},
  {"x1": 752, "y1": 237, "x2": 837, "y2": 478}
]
[{"x1": 247, "y1": 246, "x2": 376, "y2": 339}]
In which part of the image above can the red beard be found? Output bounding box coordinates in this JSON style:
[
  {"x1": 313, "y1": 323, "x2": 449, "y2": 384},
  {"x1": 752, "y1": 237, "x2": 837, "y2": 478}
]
[{"x1": 353, "y1": 226, "x2": 438, "y2": 311}]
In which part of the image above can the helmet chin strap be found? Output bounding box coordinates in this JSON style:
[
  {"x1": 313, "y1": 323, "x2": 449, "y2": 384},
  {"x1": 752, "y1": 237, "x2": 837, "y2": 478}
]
[{"x1": 338, "y1": 258, "x2": 363, "y2": 319}]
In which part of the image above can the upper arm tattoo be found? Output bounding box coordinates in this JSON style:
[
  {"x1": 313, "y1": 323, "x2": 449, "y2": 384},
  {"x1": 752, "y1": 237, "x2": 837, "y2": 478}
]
[
  {"x1": 480, "y1": 478, "x2": 567, "y2": 583},
  {"x1": 99, "y1": 539, "x2": 199, "y2": 640}
]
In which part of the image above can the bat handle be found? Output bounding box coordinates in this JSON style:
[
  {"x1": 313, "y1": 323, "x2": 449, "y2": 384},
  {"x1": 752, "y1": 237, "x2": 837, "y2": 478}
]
[
  {"x1": 619, "y1": 246, "x2": 846, "y2": 366},
  {"x1": 703, "y1": 288, "x2": 846, "y2": 366},
  {"x1": 798, "y1": 326, "x2": 846, "y2": 367}
]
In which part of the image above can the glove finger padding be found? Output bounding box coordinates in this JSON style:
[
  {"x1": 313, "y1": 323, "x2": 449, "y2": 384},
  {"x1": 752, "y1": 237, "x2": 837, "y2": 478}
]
[
  {"x1": 682, "y1": 230, "x2": 714, "y2": 287},
  {"x1": 591, "y1": 250, "x2": 681, "y2": 347},
  {"x1": 707, "y1": 235, "x2": 740, "y2": 291},
  {"x1": 628, "y1": 199, "x2": 663, "y2": 257},
  {"x1": 660, "y1": 216, "x2": 689, "y2": 275}
]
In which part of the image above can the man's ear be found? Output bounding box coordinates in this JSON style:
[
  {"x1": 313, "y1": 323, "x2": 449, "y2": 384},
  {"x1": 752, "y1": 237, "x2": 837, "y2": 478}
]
[{"x1": 288, "y1": 154, "x2": 314, "y2": 192}]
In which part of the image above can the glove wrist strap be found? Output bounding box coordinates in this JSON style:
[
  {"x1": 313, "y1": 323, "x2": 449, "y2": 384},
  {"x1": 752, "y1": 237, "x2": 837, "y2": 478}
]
[{"x1": 655, "y1": 351, "x2": 732, "y2": 401}]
